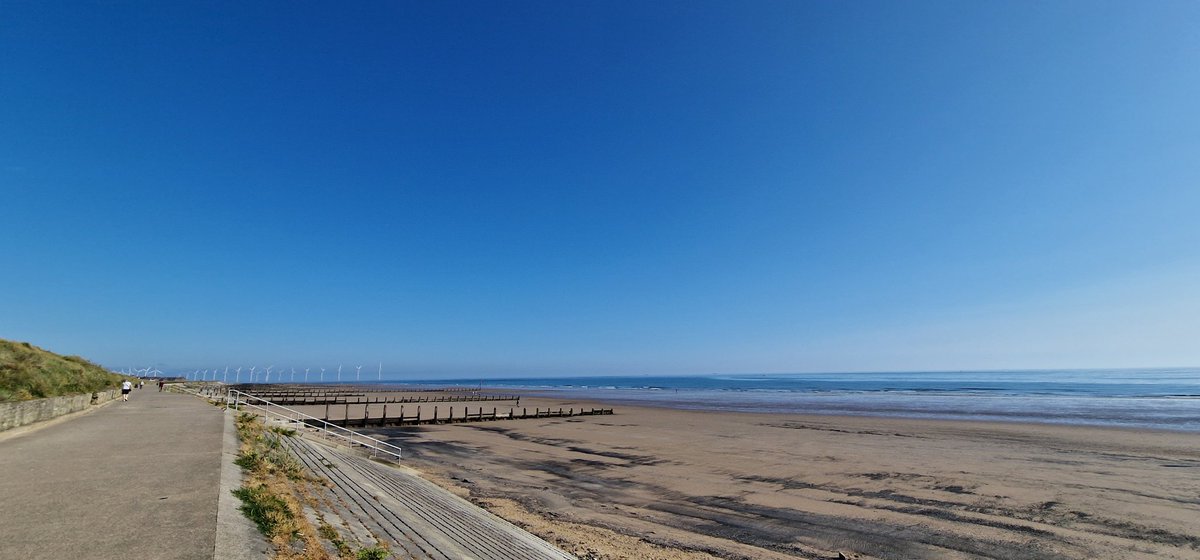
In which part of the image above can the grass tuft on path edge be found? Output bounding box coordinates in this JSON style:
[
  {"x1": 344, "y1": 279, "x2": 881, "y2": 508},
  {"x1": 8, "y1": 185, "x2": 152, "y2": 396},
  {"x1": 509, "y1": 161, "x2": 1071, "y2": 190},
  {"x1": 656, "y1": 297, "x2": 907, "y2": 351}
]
[{"x1": 232, "y1": 413, "x2": 393, "y2": 560}]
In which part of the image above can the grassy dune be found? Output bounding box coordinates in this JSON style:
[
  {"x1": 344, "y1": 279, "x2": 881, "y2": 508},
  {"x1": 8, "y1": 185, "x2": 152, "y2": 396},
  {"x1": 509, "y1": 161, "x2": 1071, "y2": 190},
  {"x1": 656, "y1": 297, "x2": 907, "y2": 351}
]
[{"x1": 0, "y1": 339, "x2": 126, "y2": 402}]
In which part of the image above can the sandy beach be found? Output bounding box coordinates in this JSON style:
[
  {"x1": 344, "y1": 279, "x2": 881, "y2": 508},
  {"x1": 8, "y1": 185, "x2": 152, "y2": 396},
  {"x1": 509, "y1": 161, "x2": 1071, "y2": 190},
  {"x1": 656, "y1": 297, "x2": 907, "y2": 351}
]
[{"x1": 291, "y1": 390, "x2": 1200, "y2": 560}]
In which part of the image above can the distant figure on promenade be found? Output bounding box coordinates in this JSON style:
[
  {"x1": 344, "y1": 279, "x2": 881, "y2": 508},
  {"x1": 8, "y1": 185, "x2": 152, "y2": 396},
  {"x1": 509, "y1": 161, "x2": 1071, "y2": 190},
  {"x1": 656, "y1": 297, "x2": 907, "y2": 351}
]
[
  {"x1": 121, "y1": 380, "x2": 132, "y2": 401},
  {"x1": 138, "y1": 380, "x2": 145, "y2": 389},
  {"x1": 158, "y1": 380, "x2": 164, "y2": 392}
]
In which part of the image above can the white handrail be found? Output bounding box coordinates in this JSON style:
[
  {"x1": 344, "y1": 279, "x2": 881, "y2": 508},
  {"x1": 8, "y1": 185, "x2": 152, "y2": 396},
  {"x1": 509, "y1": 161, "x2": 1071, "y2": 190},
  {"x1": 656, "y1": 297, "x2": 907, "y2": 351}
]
[{"x1": 222, "y1": 388, "x2": 403, "y2": 462}]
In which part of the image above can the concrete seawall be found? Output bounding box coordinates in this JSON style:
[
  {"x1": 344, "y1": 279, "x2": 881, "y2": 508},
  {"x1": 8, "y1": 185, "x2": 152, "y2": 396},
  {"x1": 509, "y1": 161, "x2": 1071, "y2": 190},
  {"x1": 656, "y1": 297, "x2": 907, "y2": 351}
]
[{"x1": 0, "y1": 389, "x2": 120, "y2": 431}]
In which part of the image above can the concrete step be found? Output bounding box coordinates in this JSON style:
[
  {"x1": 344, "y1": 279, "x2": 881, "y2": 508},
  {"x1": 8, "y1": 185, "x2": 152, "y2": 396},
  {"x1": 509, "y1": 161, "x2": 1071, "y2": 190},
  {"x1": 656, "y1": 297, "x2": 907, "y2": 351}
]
[{"x1": 286, "y1": 435, "x2": 575, "y2": 560}]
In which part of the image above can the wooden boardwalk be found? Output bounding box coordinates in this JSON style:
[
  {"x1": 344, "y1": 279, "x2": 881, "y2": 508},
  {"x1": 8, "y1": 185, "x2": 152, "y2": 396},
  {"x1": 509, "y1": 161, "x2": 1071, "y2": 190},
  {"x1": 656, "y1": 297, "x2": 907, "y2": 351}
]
[{"x1": 285, "y1": 435, "x2": 575, "y2": 560}]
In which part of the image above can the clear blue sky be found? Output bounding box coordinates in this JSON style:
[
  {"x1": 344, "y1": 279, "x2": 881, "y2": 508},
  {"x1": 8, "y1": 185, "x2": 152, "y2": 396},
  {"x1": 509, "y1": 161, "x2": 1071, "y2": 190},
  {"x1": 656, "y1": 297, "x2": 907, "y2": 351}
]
[{"x1": 3, "y1": 1, "x2": 1198, "y2": 377}]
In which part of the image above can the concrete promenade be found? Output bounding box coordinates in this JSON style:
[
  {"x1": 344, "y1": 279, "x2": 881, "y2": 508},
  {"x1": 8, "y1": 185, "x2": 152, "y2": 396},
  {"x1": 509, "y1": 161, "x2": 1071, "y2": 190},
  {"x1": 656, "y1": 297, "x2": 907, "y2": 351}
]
[{"x1": 0, "y1": 389, "x2": 226, "y2": 560}]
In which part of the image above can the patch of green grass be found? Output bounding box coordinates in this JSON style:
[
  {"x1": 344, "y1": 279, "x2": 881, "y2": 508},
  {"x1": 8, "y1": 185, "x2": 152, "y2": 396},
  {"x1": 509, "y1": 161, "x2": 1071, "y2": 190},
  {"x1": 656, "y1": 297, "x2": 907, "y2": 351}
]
[
  {"x1": 234, "y1": 415, "x2": 306, "y2": 480},
  {"x1": 356, "y1": 546, "x2": 390, "y2": 560},
  {"x1": 232, "y1": 484, "x2": 293, "y2": 535},
  {"x1": 269, "y1": 425, "x2": 297, "y2": 437},
  {"x1": 235, "y1": 450, "x2": 265, "y2": 471},
  {"x1": 0, "y1": 338, "x2": 126, "y2": 401}
]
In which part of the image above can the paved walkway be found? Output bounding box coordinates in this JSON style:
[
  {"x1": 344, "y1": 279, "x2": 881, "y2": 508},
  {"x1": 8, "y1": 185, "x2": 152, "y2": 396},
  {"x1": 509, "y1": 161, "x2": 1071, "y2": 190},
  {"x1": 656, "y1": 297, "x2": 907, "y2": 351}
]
[{"x1": 0, "y1": 389, "x2": 226, "y2": 560}]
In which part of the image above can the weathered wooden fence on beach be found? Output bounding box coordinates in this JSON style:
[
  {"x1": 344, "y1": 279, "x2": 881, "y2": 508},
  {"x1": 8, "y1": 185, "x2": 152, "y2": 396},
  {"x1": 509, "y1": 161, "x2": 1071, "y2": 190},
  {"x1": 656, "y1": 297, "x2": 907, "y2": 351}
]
[
  {"x1": 231, "y1": 385, "x2": 483, "y2": 394},
  {"x1": 232, "y1": 391, "x2": 520, "y2": 406},
  {"x1": 313, "y1": 405, "x2": 614, "y2": 428}
]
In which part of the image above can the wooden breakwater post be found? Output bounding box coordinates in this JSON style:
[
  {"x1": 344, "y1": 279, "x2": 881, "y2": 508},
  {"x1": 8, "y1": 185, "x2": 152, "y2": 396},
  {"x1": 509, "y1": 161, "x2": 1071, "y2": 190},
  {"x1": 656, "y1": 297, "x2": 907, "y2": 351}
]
[{"x1": 315, "y1": 400, "x2": 612, "y2": 428}]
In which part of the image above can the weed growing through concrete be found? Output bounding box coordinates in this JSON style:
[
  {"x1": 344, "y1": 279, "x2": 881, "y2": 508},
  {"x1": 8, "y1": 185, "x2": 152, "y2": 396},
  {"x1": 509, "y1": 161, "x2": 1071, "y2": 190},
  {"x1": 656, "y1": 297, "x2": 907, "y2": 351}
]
[
  {"x1": 270, "y1": 426, "x2": 298, "y2": 437},
  {"x1": 232, "y1": 484, "x2": 293, "y2": 535},
  {"x1": 317, "y1": 522, "x2": 352, "y2": 557},
  {"x1": 356, "y1": 546, "x2": 390, "y2": 560}
]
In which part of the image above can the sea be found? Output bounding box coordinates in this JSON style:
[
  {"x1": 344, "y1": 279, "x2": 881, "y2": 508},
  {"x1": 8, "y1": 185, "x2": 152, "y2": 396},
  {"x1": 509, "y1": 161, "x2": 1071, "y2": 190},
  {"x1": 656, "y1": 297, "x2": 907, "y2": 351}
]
[{"x1": 388, "y1": 368, "x2": 1200, "y2": 432}]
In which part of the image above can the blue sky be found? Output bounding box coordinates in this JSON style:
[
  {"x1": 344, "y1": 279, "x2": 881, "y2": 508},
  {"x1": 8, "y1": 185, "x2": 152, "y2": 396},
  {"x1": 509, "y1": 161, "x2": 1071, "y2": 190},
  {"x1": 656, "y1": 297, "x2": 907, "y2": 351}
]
[{"x1": 2, "y1": 1, "x2": 1198, "y2": 376}]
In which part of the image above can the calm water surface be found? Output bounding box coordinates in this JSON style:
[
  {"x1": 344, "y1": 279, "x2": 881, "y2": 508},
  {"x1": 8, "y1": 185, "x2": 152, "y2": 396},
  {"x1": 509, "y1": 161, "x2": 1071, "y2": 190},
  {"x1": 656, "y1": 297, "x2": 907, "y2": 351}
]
[{"x1": 388, "y1": 369, "x2": 1200, "y2": 432}]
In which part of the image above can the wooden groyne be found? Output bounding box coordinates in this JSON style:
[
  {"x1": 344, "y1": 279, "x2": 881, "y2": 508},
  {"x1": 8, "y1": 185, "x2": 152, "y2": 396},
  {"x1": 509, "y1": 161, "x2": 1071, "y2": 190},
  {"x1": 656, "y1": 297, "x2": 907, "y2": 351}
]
[
  {"x1": 231, "y1": 385, "x2": 484, "y2": 394},
  {"x1": 313, "y1": 405, "x2": 614, "y2": 429},
  {"x1": 233, "y1": 391, "x2": 520, "y2": 406}
]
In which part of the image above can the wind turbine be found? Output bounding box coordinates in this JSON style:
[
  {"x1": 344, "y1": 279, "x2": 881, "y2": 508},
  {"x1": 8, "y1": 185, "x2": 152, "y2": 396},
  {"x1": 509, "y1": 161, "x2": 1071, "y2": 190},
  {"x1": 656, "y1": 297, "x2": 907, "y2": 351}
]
[
  {"x1": 355, "y1": 365, "x2": 362, "y2": 382},
  {"x1": 304, "y1": 368, "x2": 310, "y2": 382},
  {"x1": 265, "y1": 365, "x2": 274, "y2": 384},
  {"x1": 249, "y1": 366, "x2": 257, "y2": 384},
  {"x1": 319, "y1": 368, "x2": 325, "y2": 382},
  {"x1": 291, "y1": 368, "x2": 296, "y2": 382},
  {"x1": 224, "y1": 366, "x2": 229, "y2": 383},
  {"x1": 235, "y1": 367, "x2": 242, "y2": 383},
  {"x1": 337, "y1": 364, "x2": 342, "y2": 382},
  {"x1": 378, "y1": 362, "x2": 382, "y2": 381}
]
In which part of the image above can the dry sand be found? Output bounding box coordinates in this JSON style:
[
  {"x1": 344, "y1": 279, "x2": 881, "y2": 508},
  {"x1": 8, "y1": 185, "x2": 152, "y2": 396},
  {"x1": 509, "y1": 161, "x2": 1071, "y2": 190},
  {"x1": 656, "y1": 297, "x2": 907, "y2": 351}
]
[{"x1": 297, "y1": 391, "x2": 1200, "y2": 559}]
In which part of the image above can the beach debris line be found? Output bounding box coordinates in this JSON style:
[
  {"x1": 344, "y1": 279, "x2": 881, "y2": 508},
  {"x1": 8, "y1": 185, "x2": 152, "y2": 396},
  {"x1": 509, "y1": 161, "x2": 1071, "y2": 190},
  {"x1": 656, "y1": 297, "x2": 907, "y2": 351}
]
[{"x1": 314, "y1": 405, "x2": 614, "y2": 428}]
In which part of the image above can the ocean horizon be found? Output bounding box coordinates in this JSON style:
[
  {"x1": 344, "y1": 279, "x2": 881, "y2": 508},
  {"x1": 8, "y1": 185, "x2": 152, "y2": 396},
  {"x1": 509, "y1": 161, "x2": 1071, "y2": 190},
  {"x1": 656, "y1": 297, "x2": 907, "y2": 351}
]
[{"x1": 378, "y1": 368, "x2": 1200, "y2": 432}]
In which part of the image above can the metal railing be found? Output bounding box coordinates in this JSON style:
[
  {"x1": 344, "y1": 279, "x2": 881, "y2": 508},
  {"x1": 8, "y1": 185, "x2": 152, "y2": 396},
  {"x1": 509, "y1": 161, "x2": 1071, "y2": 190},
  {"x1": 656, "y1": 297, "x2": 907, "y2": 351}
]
[{"x1": 219, "y1": 388, "x2": 403, "y2": 462}]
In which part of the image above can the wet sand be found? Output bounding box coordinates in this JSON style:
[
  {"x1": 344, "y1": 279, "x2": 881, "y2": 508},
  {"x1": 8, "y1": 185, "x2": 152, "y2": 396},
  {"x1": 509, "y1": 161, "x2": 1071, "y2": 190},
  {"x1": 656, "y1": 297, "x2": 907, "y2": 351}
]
[{"x1": 298, "y1": 390, "x2": 1200, "y2": 559}]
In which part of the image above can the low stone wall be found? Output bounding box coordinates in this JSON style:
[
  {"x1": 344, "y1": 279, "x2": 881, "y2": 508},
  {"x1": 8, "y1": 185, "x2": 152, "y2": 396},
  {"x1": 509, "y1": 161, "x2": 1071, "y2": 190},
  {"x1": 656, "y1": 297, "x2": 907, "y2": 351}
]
[{"x1": 0, "y1": 389, "x2": 120, "y2": 432}]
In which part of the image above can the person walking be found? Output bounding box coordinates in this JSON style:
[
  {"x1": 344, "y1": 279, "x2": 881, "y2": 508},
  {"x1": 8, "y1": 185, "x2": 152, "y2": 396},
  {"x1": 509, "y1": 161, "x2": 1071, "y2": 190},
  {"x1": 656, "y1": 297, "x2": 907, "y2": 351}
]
[{"x1": 121, "y1": 380, "x2": 133, "y2": 401}]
